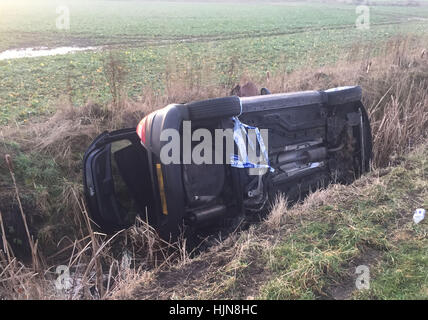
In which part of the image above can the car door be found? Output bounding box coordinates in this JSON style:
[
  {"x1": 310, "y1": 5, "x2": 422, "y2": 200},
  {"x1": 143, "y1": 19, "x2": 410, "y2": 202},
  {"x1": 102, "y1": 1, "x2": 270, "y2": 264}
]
[{"x1": 83, "y1": 128, "x2": 155, "y2": 232}]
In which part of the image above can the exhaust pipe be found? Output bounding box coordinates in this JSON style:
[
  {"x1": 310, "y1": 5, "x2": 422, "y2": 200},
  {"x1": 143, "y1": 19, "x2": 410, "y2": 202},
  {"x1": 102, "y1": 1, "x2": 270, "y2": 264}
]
[{"x1": 187, "y1": 205, "x2": 227, "y2": 226}]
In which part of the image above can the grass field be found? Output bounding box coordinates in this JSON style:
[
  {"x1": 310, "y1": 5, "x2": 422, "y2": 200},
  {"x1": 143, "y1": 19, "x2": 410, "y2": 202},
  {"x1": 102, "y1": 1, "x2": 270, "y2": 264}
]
[{"x1": 1, "y1": 0, "x2": 428, "y2": 123}]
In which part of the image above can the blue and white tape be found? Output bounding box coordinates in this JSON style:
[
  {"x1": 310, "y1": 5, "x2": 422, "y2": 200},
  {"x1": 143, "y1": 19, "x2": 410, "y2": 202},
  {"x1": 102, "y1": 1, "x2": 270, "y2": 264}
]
[{"x1": 230, "y1": 116, "x2": 274, "y2": 173}]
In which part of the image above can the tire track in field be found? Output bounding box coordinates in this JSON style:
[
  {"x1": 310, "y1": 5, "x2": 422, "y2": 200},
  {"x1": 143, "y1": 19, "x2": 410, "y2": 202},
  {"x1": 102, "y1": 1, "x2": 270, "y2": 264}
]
[
  {"x1": 104, "y1": 18, "x2": 427, "y2": 49},
  {"x1": 1, "y1": 16, "x2": 426, "y2": 53}
]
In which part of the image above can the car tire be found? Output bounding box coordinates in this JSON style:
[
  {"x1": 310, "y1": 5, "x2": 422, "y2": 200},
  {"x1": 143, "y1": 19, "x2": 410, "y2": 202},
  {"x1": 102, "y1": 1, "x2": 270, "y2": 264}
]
[
  {"x1": 324, "y1": 86, "x2": 362, "y2": 106},
  {"x1": 186, "y1": 96, "x2": 242, "y2": 120},
  {"x1": 261, "y1": 87, "x2": 271, "y2": 95}
]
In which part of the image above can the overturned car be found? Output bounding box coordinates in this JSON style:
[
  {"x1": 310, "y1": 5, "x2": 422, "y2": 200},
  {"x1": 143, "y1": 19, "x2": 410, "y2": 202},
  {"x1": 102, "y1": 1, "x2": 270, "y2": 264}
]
[{"x1": 83, "y1": 86, "x2": 372, "y2": 240}]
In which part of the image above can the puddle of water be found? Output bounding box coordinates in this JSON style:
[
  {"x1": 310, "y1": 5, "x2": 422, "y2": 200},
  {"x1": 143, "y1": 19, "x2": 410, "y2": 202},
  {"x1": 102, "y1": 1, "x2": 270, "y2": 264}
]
[{"x1": 0, "y1": 46, "x2": 99, "y2": 61}]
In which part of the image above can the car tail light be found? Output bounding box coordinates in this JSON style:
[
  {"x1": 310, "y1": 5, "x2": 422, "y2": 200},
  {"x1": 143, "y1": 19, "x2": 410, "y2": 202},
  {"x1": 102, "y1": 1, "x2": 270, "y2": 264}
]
[{"x1": 136, "y1": 116, "x2": 147, "y2": 145}]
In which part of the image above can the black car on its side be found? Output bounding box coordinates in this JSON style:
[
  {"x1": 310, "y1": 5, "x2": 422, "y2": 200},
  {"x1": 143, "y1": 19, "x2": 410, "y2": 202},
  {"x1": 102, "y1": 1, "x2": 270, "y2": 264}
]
[{"x1": 83, "y1": 86, "x2": 372, "y2": 240}]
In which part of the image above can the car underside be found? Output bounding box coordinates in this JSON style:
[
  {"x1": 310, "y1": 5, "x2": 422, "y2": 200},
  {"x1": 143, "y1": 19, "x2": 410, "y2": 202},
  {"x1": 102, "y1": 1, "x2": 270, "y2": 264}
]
[{"x1": 83, "y1": 86, "x2": 372, "y2": 240}]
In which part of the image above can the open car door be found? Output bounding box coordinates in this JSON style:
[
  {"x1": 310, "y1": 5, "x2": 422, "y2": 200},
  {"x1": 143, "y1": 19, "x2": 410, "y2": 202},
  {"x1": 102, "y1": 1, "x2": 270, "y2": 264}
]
[{"x1": 83, "y1": 128, "x2": 155, "y2": 232}]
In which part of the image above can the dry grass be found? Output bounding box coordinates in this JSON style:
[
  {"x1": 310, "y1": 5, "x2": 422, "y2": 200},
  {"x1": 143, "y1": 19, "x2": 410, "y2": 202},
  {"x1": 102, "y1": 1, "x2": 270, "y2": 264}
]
[
  {"x1": 0, "y1": 36, "x2": 427, "y2": 299},
  {"x1": 264, "y1": 194, "x2": 288, "y2": 231},
  {"x1": 0, "y1": 186, "x2": 189, "y2": 299}
]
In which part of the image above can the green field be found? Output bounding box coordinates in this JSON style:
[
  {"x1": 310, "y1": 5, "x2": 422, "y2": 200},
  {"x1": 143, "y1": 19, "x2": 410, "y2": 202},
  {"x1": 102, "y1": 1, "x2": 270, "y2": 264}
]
[{"x1": 1, "y1": 0, "x2": 428, "y2": 123}]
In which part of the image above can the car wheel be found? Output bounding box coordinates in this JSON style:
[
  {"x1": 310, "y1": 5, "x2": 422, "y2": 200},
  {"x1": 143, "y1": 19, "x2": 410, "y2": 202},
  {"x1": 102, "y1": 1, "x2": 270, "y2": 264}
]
[
  {"x1": 261, "y1": 87, "x2": 271, "y2": 95},
  {"x1": 186, "y1": 96, "x2": 242, "y2": 120},
  {"x1": 324, "y1": 86, "x2": 362, "y2": 106}
]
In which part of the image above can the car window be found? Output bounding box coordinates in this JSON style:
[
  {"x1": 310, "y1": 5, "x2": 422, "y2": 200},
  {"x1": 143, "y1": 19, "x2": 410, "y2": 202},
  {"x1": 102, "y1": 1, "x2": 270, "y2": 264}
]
[{"x1": 110, "y1": 140, "x2": 140, "y2": 225}]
